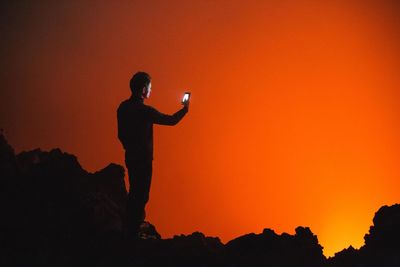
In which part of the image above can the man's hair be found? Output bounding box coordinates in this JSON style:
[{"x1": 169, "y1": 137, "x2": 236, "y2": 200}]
[{"x1": 130, "y1": 72, "x2": 151, "y2": 96}]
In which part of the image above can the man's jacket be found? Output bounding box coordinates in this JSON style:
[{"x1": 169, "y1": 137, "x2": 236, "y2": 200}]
[{"x1": 117, "y1": 97, "x2": 187, "y2": 161}]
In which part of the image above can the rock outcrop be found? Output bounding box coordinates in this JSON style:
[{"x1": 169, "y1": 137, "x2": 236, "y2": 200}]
[
  {"x1": 224, "y1": 227, "x2": 325, "y2": 267},
  {"x1": 328, "y1": 204, "x2": 400, "y2": 267},
  {"x1": 1, "y1": 132, "x2": 400, "y2": 267}
]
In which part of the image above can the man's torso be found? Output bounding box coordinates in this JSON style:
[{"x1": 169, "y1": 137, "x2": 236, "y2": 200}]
[{"x1": 117, "y1": 98, "x2": 154, "y2": 161}]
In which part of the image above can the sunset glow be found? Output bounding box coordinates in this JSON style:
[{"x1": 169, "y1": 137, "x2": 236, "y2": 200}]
[{"x1": 1, "y1": 1, "x2": 399, "y2": 257}]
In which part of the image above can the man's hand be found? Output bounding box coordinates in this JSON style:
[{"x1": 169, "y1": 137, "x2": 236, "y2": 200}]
[{"x1": 183, "y1": 99, "x2": 190, "y2": 110}]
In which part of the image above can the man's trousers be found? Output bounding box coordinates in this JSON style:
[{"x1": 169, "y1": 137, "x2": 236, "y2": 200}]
[{"x1": 125, "y1": 156, "x2": 153, "y2": 236}]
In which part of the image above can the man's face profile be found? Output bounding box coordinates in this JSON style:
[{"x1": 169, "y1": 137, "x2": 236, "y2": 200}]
[{"x1": 143, "y1": 82, "x2": 152, "y2": 99}]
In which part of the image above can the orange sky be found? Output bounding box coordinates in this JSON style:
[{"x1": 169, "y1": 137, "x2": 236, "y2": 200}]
[{"x1": 1, "y1": 0, "x2": 399, "y2": 257}]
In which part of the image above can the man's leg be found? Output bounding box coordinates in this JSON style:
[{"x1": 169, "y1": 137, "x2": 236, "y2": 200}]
[{"x1": 125, "y1": 158, "x2": 152, "y2": 236}]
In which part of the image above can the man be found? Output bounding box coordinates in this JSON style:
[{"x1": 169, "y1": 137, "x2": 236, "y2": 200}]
[{"x1": 117, "y1": 71, "x2": 189, "y2": 237}]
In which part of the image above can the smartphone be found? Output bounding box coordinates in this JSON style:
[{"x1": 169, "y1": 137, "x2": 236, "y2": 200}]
[{"x1": 182, "y1": 92, "x2": 191, "y2": 103}]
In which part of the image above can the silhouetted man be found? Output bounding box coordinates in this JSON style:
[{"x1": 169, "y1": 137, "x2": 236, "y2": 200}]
[{"x1": 117, "y1": 72, "x2": 189, "y2": 237}]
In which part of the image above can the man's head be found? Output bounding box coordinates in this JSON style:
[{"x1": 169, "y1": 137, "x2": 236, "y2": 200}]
[{"x1": 130, "y1": 72, "x2": 152, "y2": 99}]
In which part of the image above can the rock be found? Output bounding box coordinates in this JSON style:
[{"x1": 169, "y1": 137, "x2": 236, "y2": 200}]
[
  {"x1": 0, "y1": 131, "x2": 18, "y2": 185},
  {"x1": 2, "y1": 133, "x2": 400, "y2": 267},
  {"x1": 364, "y1": 204, "x2": 400, "y2": 249},
  {"x1": 328, "y1": 204, "x2": 400, "y2": 267},
  {"x1": 138, "y1": 221, "x2": 161, "y2": 240},
  {"x1": 225, "y1": 227, "x2": 325, "y2": 267}
]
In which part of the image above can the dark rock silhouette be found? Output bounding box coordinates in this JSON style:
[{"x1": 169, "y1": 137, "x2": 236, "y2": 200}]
[
  {"x1": 328, "y1": 204, "x2": 400, "y2": 267},
  {"x1": 224, "y1": 227, "x2": 325, "y2": 267},
  {"x1": 1, "y1": 132, "x2": 400, "y2": 266},
  {"x1": 0, "y1": 133, "x2": 133, "y2": 266}
]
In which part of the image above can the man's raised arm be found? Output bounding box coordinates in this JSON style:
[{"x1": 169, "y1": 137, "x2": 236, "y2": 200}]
[{"x1": 148, "y1": 106, "x2": 188, "y2": 126}]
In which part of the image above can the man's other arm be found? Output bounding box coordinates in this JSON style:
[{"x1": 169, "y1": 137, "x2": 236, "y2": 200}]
[
  {"x1": 117, "y1": 104, "x2": 127, "y2": 147},
  {"x1": 148, "y1": 106, "x2": 188, "y2": 126}
]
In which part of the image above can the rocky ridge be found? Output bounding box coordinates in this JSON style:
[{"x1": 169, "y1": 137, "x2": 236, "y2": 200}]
[{"x1": 1, "y1": 133, "x2": 399, "y2": 267}]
